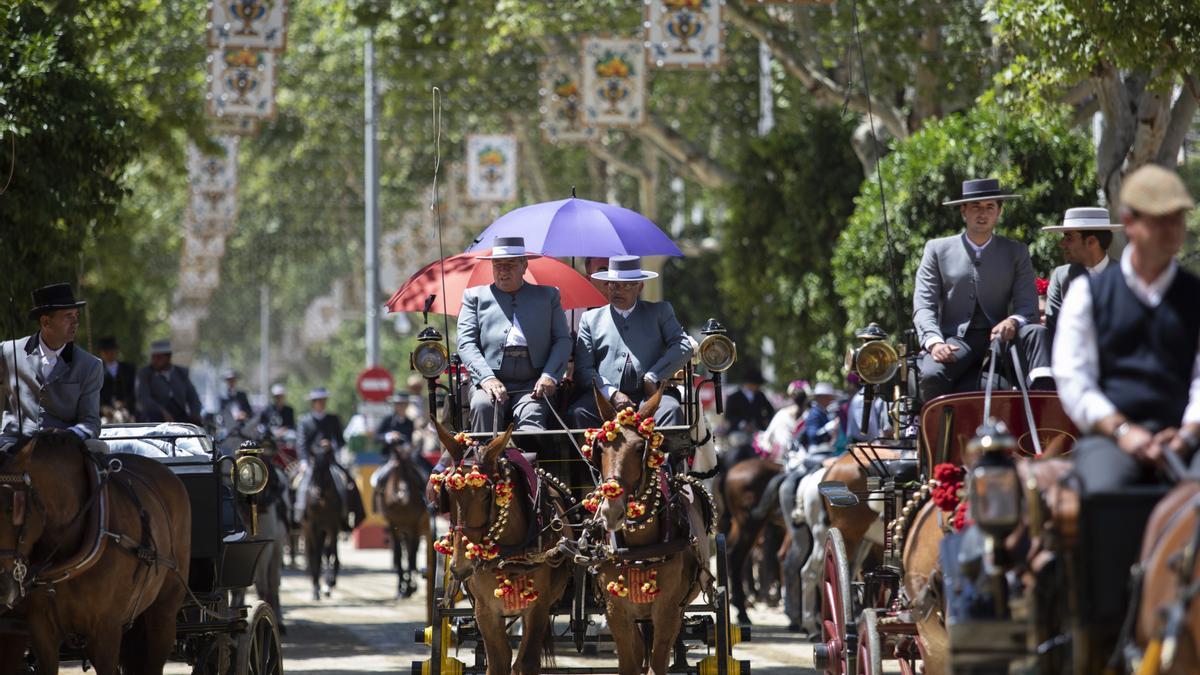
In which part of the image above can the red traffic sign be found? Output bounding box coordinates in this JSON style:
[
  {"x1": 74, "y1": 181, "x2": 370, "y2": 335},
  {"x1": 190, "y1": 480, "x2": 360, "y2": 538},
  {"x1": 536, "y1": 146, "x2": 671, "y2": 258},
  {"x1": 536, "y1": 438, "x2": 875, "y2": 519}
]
[{"x1": 356, "y1": 366, "x2": 394, "y2": 402}]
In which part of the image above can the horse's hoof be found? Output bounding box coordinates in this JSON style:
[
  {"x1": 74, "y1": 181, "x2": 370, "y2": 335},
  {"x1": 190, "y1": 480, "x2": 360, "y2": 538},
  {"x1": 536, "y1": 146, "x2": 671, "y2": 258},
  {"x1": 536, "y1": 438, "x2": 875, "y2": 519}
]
[
  {"x1": 323, "y1": 586, "x2": 333, "y2": 597},
  {"x1": 737, "y1": 613, "x2": 752, "y2": 626},
  {"x1": 311, "y1": 589, "x2": 320, "y2": 601}
]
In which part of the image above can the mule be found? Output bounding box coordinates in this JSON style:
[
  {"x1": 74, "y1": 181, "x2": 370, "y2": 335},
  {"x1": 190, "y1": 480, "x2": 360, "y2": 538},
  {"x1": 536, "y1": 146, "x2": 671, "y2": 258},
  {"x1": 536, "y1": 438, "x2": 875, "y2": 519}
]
[
  {"x1": 300, "y1": 444, "x2": 342, "y2": 601},
  {"x1": 0, "y1": 431, "x2": 191, "y2": 675},
  {"x1": 433, "y1": 421, "x2": 572, "y2": 675},
  {"x1": 378, "y1": 444, "x2": 429, "y2": 599},
  {"x1": 587, "y1": 387, "x2": 714, "y2": 675}
]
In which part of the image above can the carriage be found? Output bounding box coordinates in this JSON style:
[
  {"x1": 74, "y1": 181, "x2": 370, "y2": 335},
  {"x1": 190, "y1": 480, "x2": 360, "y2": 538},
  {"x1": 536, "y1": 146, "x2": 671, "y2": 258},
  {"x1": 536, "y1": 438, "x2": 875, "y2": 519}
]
[
  {"x1": 407, "y1": 318, "x2": 752, "y2": 675},
  {"x1": 0, "y1": 423, "x2": 284, "y2": 674}
]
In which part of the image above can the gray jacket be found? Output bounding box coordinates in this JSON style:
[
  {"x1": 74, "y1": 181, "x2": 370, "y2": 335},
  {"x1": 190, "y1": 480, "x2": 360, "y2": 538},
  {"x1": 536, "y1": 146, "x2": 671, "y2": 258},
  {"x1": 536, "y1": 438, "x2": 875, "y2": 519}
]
[
  {"x1": 1044, "y1": 257, "x2": 1114, "y2": 337},
  {"x1": 0, "y1": 334, "x2": 103, "y2": 442},
  {"x1": 574, "y1": 301, "x2": 692, "y2": 395},
  {"x1": 457, "y1": 283, "x2": 571, "y2": 384},
  {"x1": 136, "y1": 364, "x2": 203, "y2": 424},
  {"x1": 913, "y1": 233, "x2": 1039, "y2": 346}
]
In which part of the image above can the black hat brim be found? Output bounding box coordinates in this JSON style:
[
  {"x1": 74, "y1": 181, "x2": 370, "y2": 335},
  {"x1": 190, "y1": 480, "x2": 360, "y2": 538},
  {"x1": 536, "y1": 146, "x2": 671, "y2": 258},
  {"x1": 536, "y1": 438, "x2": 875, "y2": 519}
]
[
  {"x1": 943, "y1": 194, "x2": 1021, "y2": 206},
  {"x1": 28, "y1": 300, "x2": 86, "y2": 321}
]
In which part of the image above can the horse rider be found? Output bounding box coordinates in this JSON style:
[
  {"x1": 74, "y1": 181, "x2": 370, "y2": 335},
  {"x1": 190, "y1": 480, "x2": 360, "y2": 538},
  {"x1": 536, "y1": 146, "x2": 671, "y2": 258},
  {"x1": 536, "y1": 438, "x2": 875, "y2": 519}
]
[
  {"x1": 1040, "y1": 207, "x2": 1121, "y2": 339},
  {"x1": 97, "y1": 335, "x2": 137, "y2": 421},
  {"x1": 801, "y1": 382, "x2": 841, "y2": 451},
  {"x1": 0, "y1": 283, "x2": 106, "y2": 454},
  {"x1": 766, "y1": 380, "x2": 810, "y2": 632},
  {"x1": 1054, "y1": 164, "x2": 1200, "y2": 493},
  {"x1": 217, "y1": 368, "x2": 253, "y2": 428},
  {"x1": 913, "y1": 178, "x2": 1054, "y2": 401},
  {"x1": 569, "y1": 255, "x2": 692, "y2": 427},
  {"x1": 763, "y1": 380, "x2": 809, "y2": 462},
  {"x1": 457, "y1": 236, "x2": 571, "y2": 433},
  {"x1": 370, "y1": 393, "x2": 429, "y2": 502},
  {"x1": 293, "y1": 387, "x2": 366, "y2": 532},
  {"x1": 259, "y1": 382, "x2": 296, "y2": 432},
  {"x1": 135, "y1": 339, "x2": 203, "y2": 425}
]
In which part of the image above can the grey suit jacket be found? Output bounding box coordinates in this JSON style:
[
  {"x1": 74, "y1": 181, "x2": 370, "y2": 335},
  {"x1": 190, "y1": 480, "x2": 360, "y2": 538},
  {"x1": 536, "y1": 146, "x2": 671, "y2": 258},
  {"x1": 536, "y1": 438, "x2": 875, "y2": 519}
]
[
  {"x1": 457, "y1": 283, "x2": 571, "y2": 384},
  {"x1": 574, "y1": 301, "x2": 692, "y2": 396},
  {"x1": 0, "y1": 334, "x2": 103, "y2": 442},
  {"x1": 913, "y1": 233, "x2": 1040, "y2": 346},
  {"x1": 1044, "y1": 256, "x2": 1114, "y2": 337},
  {"x1": 136, "y1": 364, "x2": 203, "y2": 424}
]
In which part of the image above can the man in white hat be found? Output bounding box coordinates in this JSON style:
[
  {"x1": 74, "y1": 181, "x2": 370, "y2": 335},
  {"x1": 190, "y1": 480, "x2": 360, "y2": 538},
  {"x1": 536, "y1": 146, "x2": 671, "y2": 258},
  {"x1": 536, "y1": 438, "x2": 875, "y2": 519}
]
[
  {"x1": 457, "y1": 236, "x2": 571, "y2": 433},
  {"x1": 913, "y1": 178, "x2": 1052, "y2": 400},
  {"x1": 801, "y1": 382, "x2": 842, "y2": 448},
  {"x1": 0, "y1": 283, "x2": 104, "y2": 451},
  {"x1": 1041, "y1": 207, "x2": 1121, "y2": 338},
  {"x1": 217, "y1": 367, "x2": 252, "y2": 428},
  {"x1": 294, "y1": 387, "x2": 365, "y2": 531},
  {"x1": 1056, "y1": 165, "x2": 1200, "y2": 493},
  {"x1": 569, "y1": 255, "x2": 692, "y2": 426},
  {"x1": 135, "y1": 338, "x2": 203, "y2": 424},
  {"x1": 258, "y1": 383, "x2": 295, "y2": 431}
]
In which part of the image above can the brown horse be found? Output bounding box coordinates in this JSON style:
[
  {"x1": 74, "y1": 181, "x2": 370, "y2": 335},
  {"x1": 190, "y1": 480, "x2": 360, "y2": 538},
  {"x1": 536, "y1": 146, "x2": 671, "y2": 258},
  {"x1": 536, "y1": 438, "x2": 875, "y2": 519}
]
[
  {"x1": 378, "y1": 445, "x2": 429, "y2": 598},
  {"x1": 1134, "y1": 481, "x2": 1200, "y2": 674},
  {"x1": 0, "y1": 431, "x2": 191, "y2": 675},
  {"x1": 588, "y1": 387, "x2": 712, "y2": 675},
  {"x1": 300, "y1": 442, "x2": 342, "y2": 601},
  {"x1": 719, "y1": 457, "x2": 783, "y2": 624},
  {"x1": 901, "y1": 499, "x2": 949, "y2": 675},
  {"x1": 434, "y1": 422, "x2": 572, "y2": 675}
]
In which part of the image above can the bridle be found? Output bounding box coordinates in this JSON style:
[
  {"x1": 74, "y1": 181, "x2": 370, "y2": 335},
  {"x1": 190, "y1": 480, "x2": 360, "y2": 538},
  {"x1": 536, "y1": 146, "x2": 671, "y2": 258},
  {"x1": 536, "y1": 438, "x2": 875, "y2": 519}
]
[
  {"x1": 0, "y1": 471, "x2": 37, "y2": 599},
  {"x1": 583, "y1": 410, "x2": 668, "y2": 530},
  {"x1": 431, "y1": 435, "x2": 516, "y2": 576}
]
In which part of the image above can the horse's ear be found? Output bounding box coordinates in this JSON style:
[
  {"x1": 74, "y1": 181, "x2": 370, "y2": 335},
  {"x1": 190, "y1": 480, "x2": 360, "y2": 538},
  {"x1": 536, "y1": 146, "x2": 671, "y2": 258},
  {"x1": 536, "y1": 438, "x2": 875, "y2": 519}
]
[
  {"x1": 594, "y1": 380, "x2": 616, "y2": 422},
  {"x1": 483, "y1": 425, "x2": 513, "y2": 467},
  {"x1": 637, "y1": 382, "x2": 666, "y2": 420},
  {"x1": 433, "y1": 417, "x2": 464, "y2": 463}
]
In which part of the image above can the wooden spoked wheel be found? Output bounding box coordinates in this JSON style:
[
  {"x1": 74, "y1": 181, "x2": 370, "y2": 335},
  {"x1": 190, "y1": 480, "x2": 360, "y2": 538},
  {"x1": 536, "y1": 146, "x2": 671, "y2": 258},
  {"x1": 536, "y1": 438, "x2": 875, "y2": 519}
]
[
  {"x1": 234, "y1": 601, "x2": 283, "y2": 675},
  {"x1": 816, "y1": 528, "x2": 854, "y2": 675},
  {"x1": 855, "y1": 609, "x2": 883, "y2": 675}
]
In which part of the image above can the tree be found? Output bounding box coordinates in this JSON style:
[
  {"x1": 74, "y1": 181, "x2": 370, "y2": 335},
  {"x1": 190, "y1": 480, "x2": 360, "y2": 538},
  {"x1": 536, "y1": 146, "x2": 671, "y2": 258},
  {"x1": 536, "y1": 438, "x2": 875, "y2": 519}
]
[
  {"x1": 833, "y1": 103, "x2": 1095, "y2": 350},
  {"x1": 993, "y1": 1, "x2": 1200, "y2": 207}
]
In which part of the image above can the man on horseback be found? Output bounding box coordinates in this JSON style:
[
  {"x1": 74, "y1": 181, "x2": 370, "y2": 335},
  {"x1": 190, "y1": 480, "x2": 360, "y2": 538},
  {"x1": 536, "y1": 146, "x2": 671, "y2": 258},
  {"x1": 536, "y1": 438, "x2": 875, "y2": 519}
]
[
  {"x1": 1041, "y1": 207, "x2": 1121, "y2": 338},
  {"x1": 913, "y1": 178, "x2": 1053, "y2": 401},
  {"x1": 259, "y1": 382, "x2": 295, "y2": 432},
  {"x1": 294, "y1": 387, "x2": 366, "y2": 532},
  {"x1": 1054, "y1": 165, "x2": 1200, "y2": 491},
  {"x1": 370, "y1": 393, "x2": 429, "y2": 510},
  {"x1": 135, "y1": 339, "x2": 203, "y2": 424},
  {"x1": 569, "y1": 255, "x2": 692, "y2": 427},
  {"x1": 457, "y1": 236, "x2": 571, "y2": 433},
  {"x1": 0, "y1": 283, "x2": 104, "y2": 453}
]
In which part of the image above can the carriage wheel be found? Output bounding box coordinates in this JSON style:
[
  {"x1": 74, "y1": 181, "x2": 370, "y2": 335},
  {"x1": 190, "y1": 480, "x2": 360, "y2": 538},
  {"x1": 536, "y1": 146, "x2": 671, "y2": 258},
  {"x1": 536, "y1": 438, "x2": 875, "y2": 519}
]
[
  {"x1": 233, "y1": 601, "x2": 283, "y2": 675},
  {"x1": 814, "y1": 528, "x2": 854, "y2": 675},
  {"x1": 855, "y1": 609, "x2": 883, "y2": 675}
]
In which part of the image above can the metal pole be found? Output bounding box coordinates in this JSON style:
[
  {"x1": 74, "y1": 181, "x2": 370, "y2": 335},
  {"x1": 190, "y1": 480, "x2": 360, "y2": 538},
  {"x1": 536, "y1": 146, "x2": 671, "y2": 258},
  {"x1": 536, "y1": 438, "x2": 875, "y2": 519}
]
[
  {"x1": 364, "y1": 26, "x2": 381, "y2": 368},
  {"x1": 259, "y1": 283, "x2": 269, "y2": 402}
]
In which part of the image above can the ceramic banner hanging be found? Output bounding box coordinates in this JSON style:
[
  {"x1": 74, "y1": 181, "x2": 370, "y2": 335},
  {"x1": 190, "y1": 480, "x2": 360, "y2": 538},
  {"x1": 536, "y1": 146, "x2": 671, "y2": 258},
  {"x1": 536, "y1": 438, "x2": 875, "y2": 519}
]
[
  {"x1": 580, "y1": 37, "x2": 646, "y2": 128},
  {"x1": 187, "y1": 138, "x2": 239, "y2": 193},
  {"x1": 207, "y1": 47, "x2": 277, "y2": 119},
  {"x1": 465, "y1": 134, "x2": 518, "y2": 203},
  {"x1": 208, "y1": 0, "x2": 289, "y2": 51},
  {"x1": 646, "y1": 0, "x2": 724, "y2": 69},
  {"x1": 207, "y1": 115, "x2": 260, "y2": 137},
  {"x1": 540, "y1": 55, "x2": 597, "y2": 143}
]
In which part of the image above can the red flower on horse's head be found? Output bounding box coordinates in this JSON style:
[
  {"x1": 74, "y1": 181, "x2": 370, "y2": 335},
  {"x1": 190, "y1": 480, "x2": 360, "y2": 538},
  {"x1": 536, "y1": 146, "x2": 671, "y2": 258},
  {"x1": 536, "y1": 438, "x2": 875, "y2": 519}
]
[{"x1": 1036, "y1": 277, "x2": 1049, "y2": 296}]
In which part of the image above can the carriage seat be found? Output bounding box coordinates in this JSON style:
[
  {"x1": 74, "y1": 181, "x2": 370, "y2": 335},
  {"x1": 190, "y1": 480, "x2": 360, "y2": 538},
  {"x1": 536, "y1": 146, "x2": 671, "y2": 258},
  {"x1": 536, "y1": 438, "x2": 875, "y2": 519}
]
[{"x1": 884, "y1": 458, "x2": 920, "y2": 484}]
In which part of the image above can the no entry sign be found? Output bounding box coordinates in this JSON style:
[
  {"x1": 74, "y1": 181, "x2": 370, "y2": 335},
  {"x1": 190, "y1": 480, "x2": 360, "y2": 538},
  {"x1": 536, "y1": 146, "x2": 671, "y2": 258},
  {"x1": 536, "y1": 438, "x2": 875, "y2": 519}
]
[{"x1": 356, "y1": 366, "x2": 394, "y2": 402}]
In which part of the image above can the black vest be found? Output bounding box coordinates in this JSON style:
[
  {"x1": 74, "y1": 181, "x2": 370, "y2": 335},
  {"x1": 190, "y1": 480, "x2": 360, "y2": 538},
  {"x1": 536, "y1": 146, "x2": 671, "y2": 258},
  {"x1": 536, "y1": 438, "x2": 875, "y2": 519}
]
[{"x1": 1091, "y1": 263, "x2": 1200, "y2": 429}]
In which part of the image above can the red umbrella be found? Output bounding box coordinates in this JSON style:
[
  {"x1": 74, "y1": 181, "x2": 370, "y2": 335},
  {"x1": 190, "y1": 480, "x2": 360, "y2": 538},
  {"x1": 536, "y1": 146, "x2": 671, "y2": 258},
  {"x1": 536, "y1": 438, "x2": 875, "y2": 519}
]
[{"x1": 385, "y1": 252, "x2": 607, "y2": 316}]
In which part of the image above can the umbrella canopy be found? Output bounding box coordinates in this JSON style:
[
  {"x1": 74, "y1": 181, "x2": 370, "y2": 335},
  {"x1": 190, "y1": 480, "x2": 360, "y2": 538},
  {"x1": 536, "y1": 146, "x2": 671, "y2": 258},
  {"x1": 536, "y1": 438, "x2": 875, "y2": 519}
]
[
  {"x1": 465, "y1": 197, "x2": 683, "y2": 258},
  {"x1": 385, "y1": 252, "x2": 607, "y2": 317}
]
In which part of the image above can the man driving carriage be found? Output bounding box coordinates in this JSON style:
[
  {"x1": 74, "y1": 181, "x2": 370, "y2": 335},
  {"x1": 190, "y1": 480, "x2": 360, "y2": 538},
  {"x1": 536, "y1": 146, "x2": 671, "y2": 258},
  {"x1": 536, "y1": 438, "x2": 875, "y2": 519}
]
[
  {"x1": 1041, "y1": 207, "x2": 1121, "y2": 338},
  {"x1": 135, "y1": 338, "x2": 203, "y2": 424},
  {"x1": 457, "y1": 236, "x2": 571, "y2": 433},
  {"x1": 913, "y1": 178, "x2": 1054, "y2": 400},
  {"x1": 0, "y1": 283, "x2": 105, "y2": 454},
  {"x1": 569, "y1": 255, "x2": 692, "y2": 427},
  {"x1": 293, "y1": 387, "x2": 366, "y2": 532}
]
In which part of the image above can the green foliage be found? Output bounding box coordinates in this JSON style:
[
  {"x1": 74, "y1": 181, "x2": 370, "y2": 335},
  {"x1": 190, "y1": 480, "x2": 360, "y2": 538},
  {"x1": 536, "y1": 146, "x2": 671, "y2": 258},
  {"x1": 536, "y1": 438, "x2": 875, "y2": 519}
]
[
  {"x1": 833, "y1": 103, "x2": 1095, "y2": 342},
  {"x1": 717, "y1": 107, "x2": 863, "y2": 379}
]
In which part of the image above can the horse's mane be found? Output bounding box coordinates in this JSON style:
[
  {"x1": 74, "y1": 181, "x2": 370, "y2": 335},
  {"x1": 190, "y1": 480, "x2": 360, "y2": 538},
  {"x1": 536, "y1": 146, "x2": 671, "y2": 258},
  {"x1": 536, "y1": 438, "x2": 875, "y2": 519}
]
[{"x1": 0, "y1": 431, "x2": 87, "y2": 471}]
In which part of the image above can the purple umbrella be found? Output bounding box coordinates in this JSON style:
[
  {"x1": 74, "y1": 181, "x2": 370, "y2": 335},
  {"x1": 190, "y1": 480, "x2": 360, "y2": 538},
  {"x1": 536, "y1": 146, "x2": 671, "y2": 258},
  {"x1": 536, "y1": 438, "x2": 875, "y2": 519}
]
[{"x1": 465, "y1": 197, "x2": 683, "y2": 257}]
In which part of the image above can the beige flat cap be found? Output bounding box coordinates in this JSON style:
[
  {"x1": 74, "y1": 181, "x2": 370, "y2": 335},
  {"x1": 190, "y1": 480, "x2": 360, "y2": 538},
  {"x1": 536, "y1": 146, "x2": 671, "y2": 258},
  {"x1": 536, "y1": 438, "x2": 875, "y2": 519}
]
[{"x1": 1120, "y1": 164, "x2": 1195, "y2": 216}]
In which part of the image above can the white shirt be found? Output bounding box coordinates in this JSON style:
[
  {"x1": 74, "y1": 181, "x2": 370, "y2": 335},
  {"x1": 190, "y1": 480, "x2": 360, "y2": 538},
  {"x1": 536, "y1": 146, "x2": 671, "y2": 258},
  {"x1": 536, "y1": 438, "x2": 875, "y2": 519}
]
[
  {"x1": 105, "y1": 361, "x2": 118, "y2": 378},
  {"x1": 596, "y1": 302, "x2": 651, "y2": 399},
  {"x1": 504, "y1": 315, "x2": 528, "y2": 347},
  {"x1": 1088, "y1": 255, "x2": 1111, "y2": 276},
  {"x1": 964, "y1": 234, "x2": 992, "y2": 259},
  {"x1": 613, "y1": 302, "x2": 637, "y2": 319},
  {"x1": 1052, "y1": 246, "x2": 1200, "y2": 431},
  {"x1": 37, "y1": 337, "x2": 64, "y2": 381}
]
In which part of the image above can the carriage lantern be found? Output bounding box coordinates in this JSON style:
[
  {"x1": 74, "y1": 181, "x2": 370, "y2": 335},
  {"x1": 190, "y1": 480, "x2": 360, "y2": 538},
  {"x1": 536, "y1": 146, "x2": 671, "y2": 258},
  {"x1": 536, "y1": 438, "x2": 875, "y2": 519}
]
[
  {"x1": 698, "y1": 318, "x2": 736, "y2": 373},
  {"x1": 847, "y1": 322, "x2": 900, "y2": 385},
  {"x1": 412, "y1": 326, "x2": 449, "y2": 380},
  {"x1": 965, "y1": 422, "x2": 1021, "y2": 538},
  {"x1": 235, "y1": 440, "x2": 271, "y2": 536}
]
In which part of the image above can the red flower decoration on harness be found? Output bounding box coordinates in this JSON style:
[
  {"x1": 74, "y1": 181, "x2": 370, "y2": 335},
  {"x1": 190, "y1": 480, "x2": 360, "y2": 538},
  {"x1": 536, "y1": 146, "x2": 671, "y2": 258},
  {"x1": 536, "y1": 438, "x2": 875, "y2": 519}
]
[
  {"x1": 494, "y1": 480, "x2": 514, "y2": 507},
  {"x1": 616, "y1": 409, "x2": 641, "y2": 427},
  {"x1": 463, "y1": 465, "x2": 488, "y2": 489},
  {"x1": 646, "y1": 449, "x2": 666, "y2": 469},
  {"x1": 599, "y1": 480, "x2": 625, "y2": 500},
  {"x1": 433, "y1": 532, "x2": 455, "y2": 556},
  {"x1": 607, "y1": 574, "x2": 630, "y2": 597},
  {"x1": 582, "y1": 492, "x2": 601, "y2": 513},
  {"x1": 626, "y1": 500, "x2": 647, "y2": 519},
  {"x1": 931, "y1": 462, "x2": 964, "y2": 512},
  {"x1": 453, "y1": 432, "x2": 479, "y2": 448},
  {"x1": 464, "y1": 538, "x2": 500, "y2": 560},
  {"x1": 952, "y1": 500, "x2": 972, "y2": 532},
  {"x1": 638, "y1": 418, "x2": 656, "y2": 436},
  {"x1": 445, "y1": 467, "x2": 467, "y2": 491},
  {"x1": 640, "y1": 570, "x2": 661, "y2": 598},
  {"x1": 493, "y1": 573, "x2": 515, "y2": 598}
]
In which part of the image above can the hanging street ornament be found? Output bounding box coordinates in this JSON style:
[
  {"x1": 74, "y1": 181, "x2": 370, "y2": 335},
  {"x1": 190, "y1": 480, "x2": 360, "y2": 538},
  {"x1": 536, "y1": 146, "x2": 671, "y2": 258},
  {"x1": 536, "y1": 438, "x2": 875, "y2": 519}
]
[
  {"x1": 540, "y1": 54, "x2": 597, "y2": 144},
  {"x1": 207, "y1": 47, "x2": 277, "y2": 119},
  {"x1": 207, "y1": 115, "x2": 260, "y2": 137},
  {"x1": 208, "y1": 0, "x2": 289, "y2": 52},
  {"x1": 646, "y1": 0, "x2": 724, "y2": 70},
  {"x1": 580, "y1": 37, "x2": 646, "y2": 128},
  {"x1": 187, "y1": 138, "x2": 239, "y2": 193},
  {"x1": 465, "y1": 134, "x2": 518, "y2": 203}
]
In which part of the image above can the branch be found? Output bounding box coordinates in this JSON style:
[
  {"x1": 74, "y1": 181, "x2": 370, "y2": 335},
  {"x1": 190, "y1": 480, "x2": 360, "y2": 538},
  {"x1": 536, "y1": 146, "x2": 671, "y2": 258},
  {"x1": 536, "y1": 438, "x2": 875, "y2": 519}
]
[
  {"x1": 1156, "y1": 73, "x2": 1200, "y2": 166},
  {"x1": 586, "y1": 140, "x2": 648, "y2": 182},
  {"x1": 510, "y1": 113, "x2": 550, "y2": 202},
  {"x1": 725, "y1": 0, "x2": 909, "y2": 140},
  {"x1": 634, "y1": 117, "x2": 736, "y2": 190}
]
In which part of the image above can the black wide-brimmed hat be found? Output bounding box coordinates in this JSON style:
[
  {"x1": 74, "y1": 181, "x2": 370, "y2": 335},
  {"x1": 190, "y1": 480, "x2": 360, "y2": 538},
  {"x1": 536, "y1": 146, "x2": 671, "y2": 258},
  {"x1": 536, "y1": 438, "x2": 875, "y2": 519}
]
[
  {"x1": 28, "y1": 283, "x2": 86, "y2": 320},
  {"x1": 942, "y1": 178, "x2": 1021, "y2": 206}
]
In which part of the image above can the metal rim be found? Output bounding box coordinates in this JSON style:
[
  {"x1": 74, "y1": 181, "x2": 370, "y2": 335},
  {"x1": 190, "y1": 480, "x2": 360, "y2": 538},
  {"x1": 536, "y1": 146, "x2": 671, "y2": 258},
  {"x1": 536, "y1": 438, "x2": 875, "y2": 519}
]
[
  {"x1": 235, "y1": 601, "x2": 284, "y2": 675},
  {"x1": 856, "y1": 609, "x2": 882, "y2": 675},
  {"x1": 820, "y1": 528, "x2": 853, "y2": 675}
]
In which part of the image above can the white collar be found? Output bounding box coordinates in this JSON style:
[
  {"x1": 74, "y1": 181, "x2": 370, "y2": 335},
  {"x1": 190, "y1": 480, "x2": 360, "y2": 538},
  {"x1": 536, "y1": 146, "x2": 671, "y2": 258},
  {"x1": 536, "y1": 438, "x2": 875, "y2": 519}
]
[
  {"x1": 962, "y1": 232, "x2": 993, "y2": 256},
  {"x1": 38, "y1": 336, "x2": 65, "y2": 359},
  {"x1": 312, "y1": 410, "x2": 327, "y2": 420},
  {"x1": 1119, "y1": 245, "x2": 1178, "y2": 307},
  {"x1": 613, "y1": 301, "x2": 637, "y2": 318},
  {"x1": 1087, "y1": 255, "x2": 1111, "y2": 276}
]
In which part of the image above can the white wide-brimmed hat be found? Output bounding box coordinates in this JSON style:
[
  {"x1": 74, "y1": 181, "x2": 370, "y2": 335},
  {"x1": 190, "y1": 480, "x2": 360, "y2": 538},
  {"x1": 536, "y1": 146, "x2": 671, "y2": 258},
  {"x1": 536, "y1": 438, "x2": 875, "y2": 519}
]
[
  {"x1": 308, "y1": 387, "x2": 329, "y2": 401},
  {"x1": 1041, "y1": 207, "x2": 1122, "y2": 233},
  {"x1": 270, "y1": 383, "x2": 287, "y2": 396},
  {"x1": 149, "y1": 339, "x2": 173, "y2": 356},
  {"x1": 813, "y1": 382, "x2": 838, "y2": 397},
  {"x1": 590, "y1": 255, "x2": 658, "y2": 282},
  {"x1": 478, "y1": 236, "x2": 541, "y2": 260}
]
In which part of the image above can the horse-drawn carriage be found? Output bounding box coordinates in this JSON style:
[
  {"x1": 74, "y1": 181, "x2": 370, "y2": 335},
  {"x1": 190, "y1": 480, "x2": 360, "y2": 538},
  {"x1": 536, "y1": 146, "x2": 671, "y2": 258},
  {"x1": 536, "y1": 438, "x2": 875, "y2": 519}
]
[
  {"x1": 0, "y1": 423, "x2": 283, "y2": 674},
  {"x1": 408, "y1": 319, "x2": 752, "y2": 675}
]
